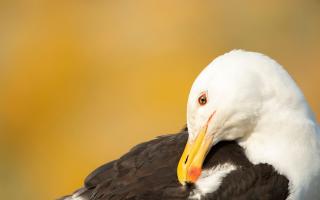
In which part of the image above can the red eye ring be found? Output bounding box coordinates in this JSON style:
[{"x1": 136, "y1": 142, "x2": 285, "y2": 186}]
[{"x1": 198, "y1": 93, "x2": 207, "y2": 106}]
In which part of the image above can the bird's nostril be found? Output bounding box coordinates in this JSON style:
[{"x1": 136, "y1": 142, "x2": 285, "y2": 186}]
[{"x1": 185, "y1": 155, "x2": 189, "y2": 164}]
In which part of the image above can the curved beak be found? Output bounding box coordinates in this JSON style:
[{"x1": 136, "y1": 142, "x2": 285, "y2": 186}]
[{"x1": 177, "y1": 114, "x2": 215, "y2": 185}]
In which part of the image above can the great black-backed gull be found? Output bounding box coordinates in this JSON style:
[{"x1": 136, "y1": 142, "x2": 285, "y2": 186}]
[{"x1": 60, "y1": 50, "x2": 319, "y2": 200}]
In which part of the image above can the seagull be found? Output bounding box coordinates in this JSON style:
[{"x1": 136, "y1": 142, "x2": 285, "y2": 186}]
[
  {"x1": 177, "y1": 50, "x2": 320, "y2": 200},
  {"x1": 60, "y1": 50, "x2": 319, "y2": 200}
]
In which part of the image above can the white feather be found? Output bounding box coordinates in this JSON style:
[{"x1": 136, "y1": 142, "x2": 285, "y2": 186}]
[{"x1": 189, "y1": 163, "x2": 237, "y2": 200}]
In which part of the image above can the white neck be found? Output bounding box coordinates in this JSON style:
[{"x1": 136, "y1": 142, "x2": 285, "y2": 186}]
[{"x1": 239, "y1": 101, "x2": 320, "y2": 199}]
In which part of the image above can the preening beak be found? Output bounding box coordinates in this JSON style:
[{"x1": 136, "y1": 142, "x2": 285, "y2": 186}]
[{"x1": 177, "y1": 115, "x2": 215, "y2": 185}]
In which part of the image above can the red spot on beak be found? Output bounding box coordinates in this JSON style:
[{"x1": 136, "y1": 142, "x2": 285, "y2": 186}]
[{"x1": 188, "y1": 167, "x2": 202, "y2": 183}]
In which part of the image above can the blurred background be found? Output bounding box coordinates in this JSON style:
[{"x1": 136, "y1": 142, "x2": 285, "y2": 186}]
[{"x1": 0, "y1": 0, "x2": 319, "y2": 199}]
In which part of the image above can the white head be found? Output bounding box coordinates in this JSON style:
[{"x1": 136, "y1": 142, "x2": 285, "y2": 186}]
[{"x1": 177, "y1": 50, "x2": 316, "y2": 185}]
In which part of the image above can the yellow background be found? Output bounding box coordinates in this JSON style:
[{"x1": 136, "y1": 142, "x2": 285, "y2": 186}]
[{"x1": 0, "y1": 1, "x2": 319, "y2": 199}]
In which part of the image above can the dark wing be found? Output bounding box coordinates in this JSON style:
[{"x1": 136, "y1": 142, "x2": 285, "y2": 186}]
[
  {"x1": 90, "y1": 131, "x2": 190, "y2": 200},
  {"x1": 60, "y1": 129, "x2": 289, "y2": 200},
  {"x1": 206, "y1": 164, "x2": 289, "y2": 200},
  {"x1": 59, "y1": 131, "x2": 190, "y2": 200}
]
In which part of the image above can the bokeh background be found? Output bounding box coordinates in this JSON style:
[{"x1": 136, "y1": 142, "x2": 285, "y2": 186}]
[{"x1": 0, "y1": 1, "x2": 319, "y2": 199}]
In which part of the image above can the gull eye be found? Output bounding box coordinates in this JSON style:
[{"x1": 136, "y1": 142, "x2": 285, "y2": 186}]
[{"x1": 198, "y1": 93, "x2": 207, "y2": 106}]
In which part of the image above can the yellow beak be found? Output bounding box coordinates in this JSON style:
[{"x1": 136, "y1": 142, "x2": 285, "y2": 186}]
[{"x1": 177, "y1": 126, "x2": 214, "y2": 185}]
